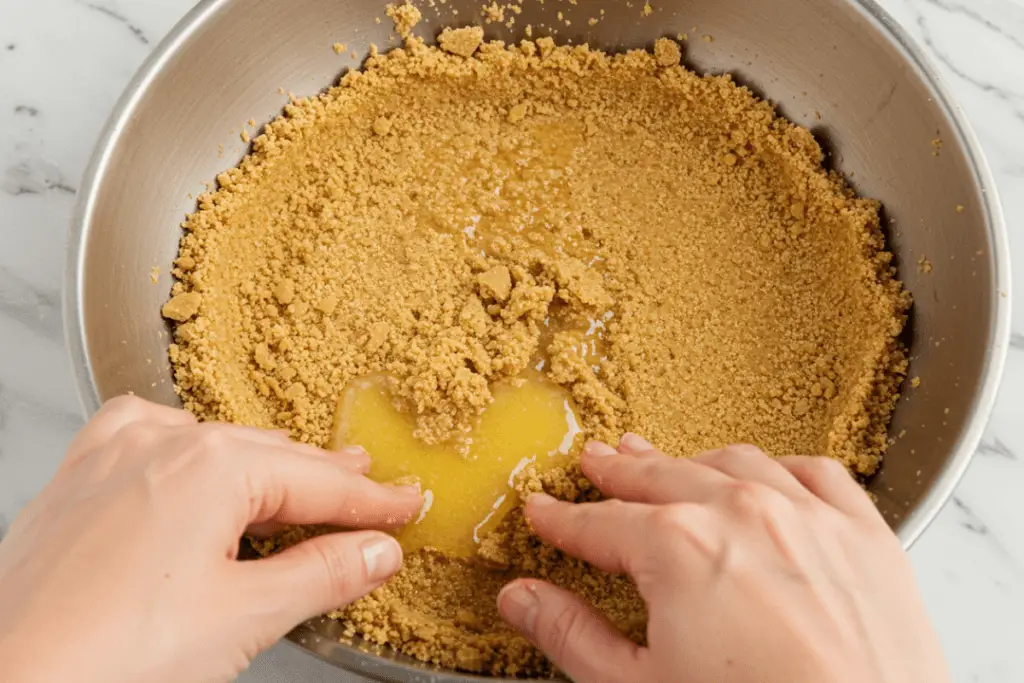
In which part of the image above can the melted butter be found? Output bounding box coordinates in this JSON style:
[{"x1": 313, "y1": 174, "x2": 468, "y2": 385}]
[{"x1": 330, "y1": 373, "x2": 582, "y2": 557}]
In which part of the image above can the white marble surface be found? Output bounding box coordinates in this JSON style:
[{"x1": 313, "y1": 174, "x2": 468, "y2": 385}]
[{"x1": 0, "y1": 0, "x2": 1022, "y2": 680}]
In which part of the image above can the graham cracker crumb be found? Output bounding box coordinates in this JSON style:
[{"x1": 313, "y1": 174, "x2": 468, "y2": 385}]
[
  {"x1": 162, "y1": 292, "x2": 201, "y2": 322},
  {"x1": 507, "y1": 101, "x2": 528, "y2": 123},
  {"x1": 653, "y1": 37, "x2": 681, "y2": 66},
  {"x1": 478, "y1": 265, "x2": 513, "y2": 301},
  {"x1": 438, "y1": 26, "x2": 484, "y2": 57},
  {"x1": 386, "y1": 2, "x2": 422, "y2": 38},
  {"x1": 170, "y1": 32, "x2": 910, "y2": 677},
  {"x1": 481, "y1": 1, "x2": 504, "y2": 23}
]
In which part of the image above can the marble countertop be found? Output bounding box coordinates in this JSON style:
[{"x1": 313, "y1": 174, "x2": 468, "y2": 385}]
[{"x1": 1, "y1": 0, "x2": 1022, "y2": 680}]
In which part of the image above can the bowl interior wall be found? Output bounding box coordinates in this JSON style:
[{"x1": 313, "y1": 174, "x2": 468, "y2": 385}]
[{"x1": 73, "y1": 0, "x2": 1000, "y2": 679}]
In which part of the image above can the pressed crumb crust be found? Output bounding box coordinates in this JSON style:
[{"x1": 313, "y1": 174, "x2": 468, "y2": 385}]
[{"x1": 166, "y1": 30, "x2": 910, "y2": 676}]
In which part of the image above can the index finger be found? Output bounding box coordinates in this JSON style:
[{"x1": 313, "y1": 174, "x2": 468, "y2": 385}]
[
  {"x1": 215, "y1": 441, "x2": 423, "y2": 534},
  {"x1": 526, "y1": 495, "x2": 648, "y2": 575},
  {"x1": 528, "y1": 493, "x2": 723, "y2": 602}
]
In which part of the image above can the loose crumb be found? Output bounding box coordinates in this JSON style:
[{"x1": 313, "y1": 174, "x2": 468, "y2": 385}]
[
  {"x1": 386, "y1": 2, "x2": 422, "y2": 37},
  {"x1": 438, "y1": 26, "x2": 484, "y2": 57},
  {"x1": 333, "y1": 42, "x2": 347, "y2": 54},
  {"x1": 481, "y1": 1, "x2": 504, "y2": 23},
  {"x1": 917, "y1": 256, "x2": 932, "y2": 274},
  {"x1": 149, "y1": 266, "x2": 160, "y2": 284},
  {"x1": 653, "y1": 37, "x2": 681, "y2": 66}
]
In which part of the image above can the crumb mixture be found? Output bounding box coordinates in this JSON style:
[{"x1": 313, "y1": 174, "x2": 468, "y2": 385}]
[{"x1": 165, "y1": 26, "x2": 909, "y2": 677}]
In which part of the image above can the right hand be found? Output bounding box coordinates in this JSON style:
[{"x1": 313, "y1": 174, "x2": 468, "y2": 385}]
[{"x1": 497, "y1": 436, "x2": 951, "y2": 683}]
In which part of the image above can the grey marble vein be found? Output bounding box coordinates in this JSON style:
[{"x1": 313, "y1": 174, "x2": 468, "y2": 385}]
[
  {"x1": 921, "y1": 0, "x2": 1024, "y2": 52},
  {"x1": 0, "y1": 267, "x2": 64, "y2": 344},
  {"x1": 912, "y1": 14, "x2": 1024, "y2": 126},
  {"x1": 4, "y1": 44, "x2": 14, "y2": 51},
  {"x1": 0, "y1": 381, "x2": 84, "y2": 437},
  {"x1": 1, "y1": 159, "x2": 76, "y2": 196},
  {"x1": 79, "y1": 1, "x2": 150, "y2": 45},
  {"x1": 949, "y1": 498, "x2": 1020, "y2": 570},
  {"x1": 1010, "y1": 332, "x2": 1024, "y2": 350},
  {"x1": 13, "y1": 105, "x2": 39, "y2": 117},
  {"x1": 952, "y1": 495, "x2": 992, "y2": 536},
  {"x1": 977, "y1": 437, "x2": 1018, "y2": 461}
]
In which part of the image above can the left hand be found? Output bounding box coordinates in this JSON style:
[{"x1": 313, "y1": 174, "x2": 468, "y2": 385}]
[{"x1": 0, "y1": 396, "x2": 423, "y2": 683}]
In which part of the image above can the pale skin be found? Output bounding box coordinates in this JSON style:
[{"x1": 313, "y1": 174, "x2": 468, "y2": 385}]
[{"x1": 0, "y1": 397, "x2": 951, "y2": 683}]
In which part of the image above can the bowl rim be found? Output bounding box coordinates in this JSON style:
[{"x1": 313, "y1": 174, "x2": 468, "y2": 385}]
[{"x1": 62, "y1": 0, "x2": 1012, "y2": 680}]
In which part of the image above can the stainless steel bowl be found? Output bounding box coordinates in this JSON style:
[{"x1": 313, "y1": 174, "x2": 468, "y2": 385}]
[{"x1": 64, "y1": 0, "x2": 1011, "y2": 680}]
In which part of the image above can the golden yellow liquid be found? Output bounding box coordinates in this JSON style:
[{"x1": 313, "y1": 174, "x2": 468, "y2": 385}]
[{"x1": 330, "y1": 374, "x2": 581, "y2": 557}]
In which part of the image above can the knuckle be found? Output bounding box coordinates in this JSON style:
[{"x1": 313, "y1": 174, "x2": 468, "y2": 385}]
[
  {"x1": 596, "y1": 498, "x2": 630, "y2": 518},
  {"x1": 99, "y1": 394, "x2": 152, "y2": 425},
  {"x1": 805, "y1": 455, "x2": 850, "y2": 479},
  {"x1": 102, "y1": 393, "x2": 150, "y2": 414},
  {"x1": 179, "y1": 425, "x2": 243, "y2": 476},
  {"x1": 111, "y1": 421, "x2": 162, "y2": 458},
  {"x1": 116, "y1": 421, "x2": 157, "y2": 448},
  {"x1": 543, "y1": 604, "x2": 586, "y2": 664},
  {"x1": 309, "y1": 540, "x2": 358, "y2": 605},
  {"x1": 645, "y1": 504, "x2": 717, "y2": 565},
  {"x1": 725, "y1": 443, "x2": 767, "y2": 459},
  {"x1": 724, "y1": 480, "x2": 777, "y2": 517},
  {"x1": 792, "y1": 455, "x2": 853, "y2": 490},
  {"x1": 634, "y1": 449, "x2": 666, "y2": 463},
  {"x1": 649, "y1": 503, "x2": 695, "y2": 537},
  {"x1": 193, "y1": 424, "x2": 236, "y2": 453}
]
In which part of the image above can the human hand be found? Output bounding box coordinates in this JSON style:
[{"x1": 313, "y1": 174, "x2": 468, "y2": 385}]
[
  {"x1": 0, "y1": 396, "x2": 422, "y2": 683},
  {"x1": 497, "y1": 436, "x2": 951, "y2": 683}
]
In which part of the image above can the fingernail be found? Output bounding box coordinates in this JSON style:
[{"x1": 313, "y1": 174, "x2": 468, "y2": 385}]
[
  {"x1": 361, "y1": 536, "x2": 402, "y2": 583},
  {"x1": 394, "y1": 484, "x2": 422, "y2": 496},
  {"x1": 619, "y1": 432, "x2": 654, "y2": 454},
  {"x1": 498, "y1": 582, "x2": 540, "y2": 635},
  {"x1": 583, "y1": 440, "x2": 618, "y2": 458},
  {"x1": 341, "y1": 445, "x2": 368, "y2": 458}
]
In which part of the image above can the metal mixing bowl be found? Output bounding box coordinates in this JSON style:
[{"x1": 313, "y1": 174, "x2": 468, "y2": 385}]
[{"x1": 64, "y1": 0, "x2": 1011, "y2": 680}]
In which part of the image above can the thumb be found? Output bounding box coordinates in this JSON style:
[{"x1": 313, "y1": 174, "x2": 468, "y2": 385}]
[
  {"x1": 245, "y1": 530, "x2": 402, "y2": 629},
  {"x1": 497, "y1": 579, "x2": 649, "y2": 683}
]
